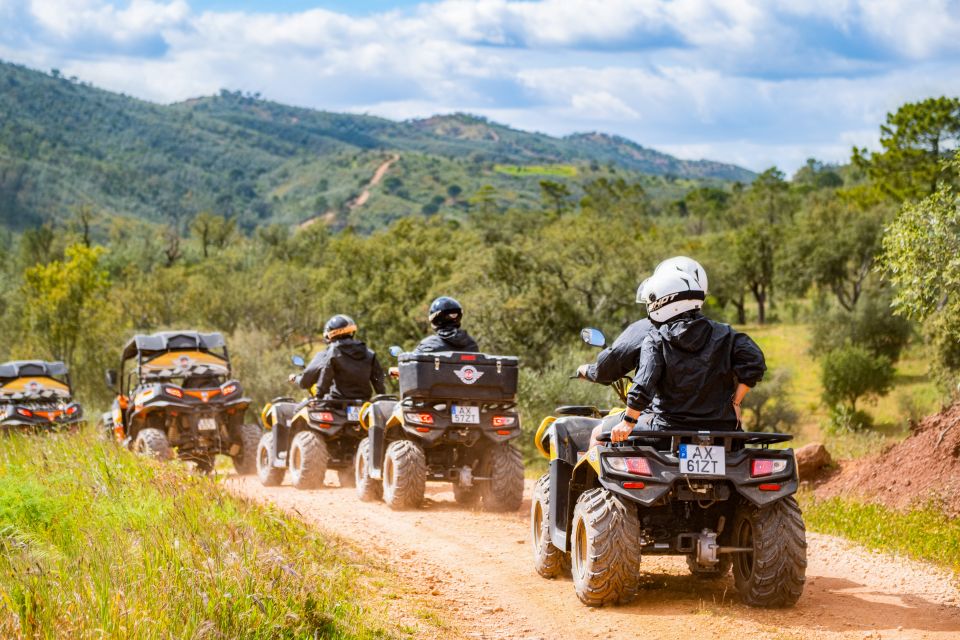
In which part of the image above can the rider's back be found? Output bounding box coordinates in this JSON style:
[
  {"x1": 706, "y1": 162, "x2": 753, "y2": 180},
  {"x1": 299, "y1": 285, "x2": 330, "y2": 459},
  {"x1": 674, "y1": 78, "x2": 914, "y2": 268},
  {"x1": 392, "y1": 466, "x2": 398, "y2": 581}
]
[{"x1": 415, "y1": 327, "x2": 479, "y2": 353}]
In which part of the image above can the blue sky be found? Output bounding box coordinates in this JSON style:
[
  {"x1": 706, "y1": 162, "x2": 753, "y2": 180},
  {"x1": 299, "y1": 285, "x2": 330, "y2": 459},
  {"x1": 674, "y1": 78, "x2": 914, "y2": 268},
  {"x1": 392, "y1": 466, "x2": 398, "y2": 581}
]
[{"x1": 1, "y1": 0, "x2": 959, "y2": 172}]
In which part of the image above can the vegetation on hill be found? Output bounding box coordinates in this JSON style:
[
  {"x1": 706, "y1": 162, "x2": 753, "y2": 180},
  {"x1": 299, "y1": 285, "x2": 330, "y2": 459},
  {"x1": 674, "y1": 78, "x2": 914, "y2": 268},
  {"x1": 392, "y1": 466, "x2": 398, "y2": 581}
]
[{"x1": 0, "y1": 60, "x2": 751, "y2": 233}]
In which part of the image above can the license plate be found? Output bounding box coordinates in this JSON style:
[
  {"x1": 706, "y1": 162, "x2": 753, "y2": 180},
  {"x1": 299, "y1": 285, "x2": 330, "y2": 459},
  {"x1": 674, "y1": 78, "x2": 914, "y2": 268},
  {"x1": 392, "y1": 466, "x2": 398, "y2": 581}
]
[
  {"x1": 679, "y1": 445, "x2": 725, "y2": 475},
  {"x1": 346, "y1": 406, "x2": 361, "y2": 421},
  {"x1": 451, "y1": 405, "x2": 480, "y2": 424},
  {"x1": 198, "y1": 417, "x2": 217, "y2": 431}
]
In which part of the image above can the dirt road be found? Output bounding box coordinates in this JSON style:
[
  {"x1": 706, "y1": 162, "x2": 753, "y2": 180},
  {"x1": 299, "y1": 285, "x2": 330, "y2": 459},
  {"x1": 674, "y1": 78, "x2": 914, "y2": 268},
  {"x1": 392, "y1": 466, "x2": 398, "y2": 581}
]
[{"x1": 227, "y1": 475, "x2": 960, "y2": 640}]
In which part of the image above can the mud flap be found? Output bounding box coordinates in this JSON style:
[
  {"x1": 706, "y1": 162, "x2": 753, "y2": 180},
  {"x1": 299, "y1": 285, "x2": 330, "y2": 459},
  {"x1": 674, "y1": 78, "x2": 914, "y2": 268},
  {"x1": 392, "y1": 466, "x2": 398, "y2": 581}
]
[{"x1": 549, "y1": 458, "x2": 573, "y2": 552}]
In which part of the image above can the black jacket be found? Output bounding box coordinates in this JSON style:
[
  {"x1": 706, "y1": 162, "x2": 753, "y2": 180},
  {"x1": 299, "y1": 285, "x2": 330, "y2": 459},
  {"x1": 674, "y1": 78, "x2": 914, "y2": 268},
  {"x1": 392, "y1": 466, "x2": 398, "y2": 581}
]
[
  {"x1": 626, "y1": 314, "x2": 765, "y2": 430},
  {"x1": 298, "y1": 338, "x2": 386, "y2": 401},
  {"x1": 415, "y1": 327, "x2": 479, "y2": 353},
  {"x1": 585, "y1": 319, "x2": 654, "y2": 384}
]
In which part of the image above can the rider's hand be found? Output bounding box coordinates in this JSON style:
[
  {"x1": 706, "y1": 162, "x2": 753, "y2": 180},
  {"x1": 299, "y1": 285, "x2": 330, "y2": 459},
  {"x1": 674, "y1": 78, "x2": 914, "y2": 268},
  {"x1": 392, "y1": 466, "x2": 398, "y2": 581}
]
[
  {"x1": 610, "y1": 421, "x2": 633, "y2": 443},
  {"x1": 576, "y1": 364, "x2": 590, "y2": 379},
  {"x1": 288, "y1": 373, "x2": 298, "y2": 384},
  {"x1": 733, "y1": 402, "x2": 742, "y2": 423}
]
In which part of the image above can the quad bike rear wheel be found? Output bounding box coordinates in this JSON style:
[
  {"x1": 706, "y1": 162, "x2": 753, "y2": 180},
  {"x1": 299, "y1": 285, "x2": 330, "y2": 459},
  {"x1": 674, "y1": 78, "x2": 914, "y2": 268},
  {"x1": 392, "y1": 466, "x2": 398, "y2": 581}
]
[
  {"x1": 133, "y1": 428, "x2": 171, "y2": 461},
  {"x1": 354, "y1": 437, "x2": 383, "y2": 501},
  {"x1": 232, "y1": 423, "x2": 262, "y2": 475},
  {"x1": 479, "y1": 443, "x2": 524, "y2": 512},
  {"x1": 256, "y1": 431, "x2": 285, "y2": 487},
  {"x1": 531, "y1": 473, "x2": 570, "y2": 579},
  {"x1": 382, "y1": 440, "x2": 426, "y2": 510},
  {"x1": 687, "y1": 554, "x2": 732, "y2": 579},
  {"x1": 289, "y1": 430, "x2": 329, "y2": 490},
  {"x1": 732, "y1": 496, "x2": 807, "y2": 607},
  {"x1": 571, "y1": 488, "x2": 641, "y2": 607}
]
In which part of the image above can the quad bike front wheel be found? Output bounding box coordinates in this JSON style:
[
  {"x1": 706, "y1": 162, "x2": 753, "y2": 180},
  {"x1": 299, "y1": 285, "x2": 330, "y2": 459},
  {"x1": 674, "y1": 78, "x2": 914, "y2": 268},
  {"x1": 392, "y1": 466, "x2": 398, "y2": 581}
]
[
  {"x1": 289, "y1": 430, "x2": 329, "y2": 490},
  {"x1": 478, "y1": 443, "x2": 524, "y2": 512},
  {"x1": 382, "y1": 440, "x2": 426, "y2": 510},
  {"x1": 732, "y1": 496, "x2": 807, "y2": 607},
  {"x1": 232, "y1": 423, "x2": 262, "y2": 475},
  {"x1": 571, "y1": 488, "x2": 641, "y2": 607},
  {"x1": 133, "y1": 428, "x2": 171, "y2": 461},
  {"x1": 354, "y1": 437, "x2": 383, "y2": 501},
  {"x1": 531, "y1": 474, "x2": 570, "y2": 579},
  {"x1": 256, "y1": 431, "x2": 285, "y2": 487}
]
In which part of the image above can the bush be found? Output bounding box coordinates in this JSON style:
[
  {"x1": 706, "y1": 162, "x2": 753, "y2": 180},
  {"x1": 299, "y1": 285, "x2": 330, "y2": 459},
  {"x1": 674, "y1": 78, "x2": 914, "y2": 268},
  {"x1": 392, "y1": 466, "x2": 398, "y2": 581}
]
[
  {"x1": 821, "y1": 345, "x2": 894, "y2": 413},
  {"x1": 741, "y1": 368, "x2": 799, "y2": 433},
  {"x1": 810, "y1": 290, "x2": 912, "y2": 362}
]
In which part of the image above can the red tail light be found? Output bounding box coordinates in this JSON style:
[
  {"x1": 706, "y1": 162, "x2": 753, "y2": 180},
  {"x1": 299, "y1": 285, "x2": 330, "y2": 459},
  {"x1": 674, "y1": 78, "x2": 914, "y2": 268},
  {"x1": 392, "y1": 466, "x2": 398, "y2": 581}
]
[
  {"x1": 404, "y1": 412, "x2": 434, "y2": 425},
  {"x1": 495, "y1": 429, "x2": 512, "y2": 436},
  {"x1": 606, "y1": 456, "x2": 652, "y2": 477},
  {"x1": 750, "y1": 459, "x2": 787, "y2": 477},
  {"x1": 492, "y1": 416, "x2": 516, "y2": 427},
  {"x1": 222, "y1": 384, "x2": 238, "y2": 395},
  {"x1": 165, "y1": 387, "x2": 183, "y2": 399},
  {"x1": 66, "y1": 406, "x2": 78, "y2": 415},
  {"x1": 415, "y1": 427, "x2": 431, "y2": 433},
  {"x1": 622, "y1": 481, "x2": 645, "y2": 490},
  {"x1": 759, "y1": 483, "x2": 782, "y2": 492},
  {"x1": 317, "y1": 412, "x2": 334, "y2": 423},
  {"x1": 16, "y1": 408, "x2": 32, "y2": 418},
  {"x1": 460, "y1": 354, "x2": 477, "y2": 361}
]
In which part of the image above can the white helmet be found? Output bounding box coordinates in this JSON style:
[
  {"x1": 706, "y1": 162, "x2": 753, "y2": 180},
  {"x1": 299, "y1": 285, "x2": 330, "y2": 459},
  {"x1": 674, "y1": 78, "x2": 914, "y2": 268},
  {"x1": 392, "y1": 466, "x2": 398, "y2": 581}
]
[
  {"x1": 640, "y1": 271, "x2": 705, "y2": 323},
  {"x1": 654, "y1": 256, "x2": 708, "y2": 294}
]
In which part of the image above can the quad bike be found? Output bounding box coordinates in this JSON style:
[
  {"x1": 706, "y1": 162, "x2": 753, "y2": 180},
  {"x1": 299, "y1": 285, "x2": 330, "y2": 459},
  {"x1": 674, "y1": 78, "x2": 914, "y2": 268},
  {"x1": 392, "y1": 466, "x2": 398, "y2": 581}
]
[
  {"x1": 355, "y1": 347, "x2": 525, "y2": 511},
  {"x1": 256, "y1": 354, "x2": 366, "y2": 489},
  {"x1": 0, "y1": 360, "x2": 84, "y2": 433},
  {"x1": 530, "y1": 328, "x2": 806, "y2": 608},
  {"x1": 101, "y1": 331, "x2": 261, "y2": 473}
]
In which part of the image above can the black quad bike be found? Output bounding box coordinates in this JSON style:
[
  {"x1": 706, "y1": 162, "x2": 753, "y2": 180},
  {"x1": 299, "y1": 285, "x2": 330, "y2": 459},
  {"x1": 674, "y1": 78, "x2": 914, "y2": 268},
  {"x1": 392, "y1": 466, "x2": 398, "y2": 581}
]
[
  {"x1": 102, "y1": 331, "x2": 261, "y2": 473},
  {"x1": 256, "y1": 354, "x2": 366, "y2": 489},
  {"x1": 0, "y1": 360, "x2": 84, "y2": 433},
  {"x1": 530, "y1": 328, "x2": 806, "y2": 608},
  {"x1": 355, "y1": 348, "x2": 525, "y2": 511}
]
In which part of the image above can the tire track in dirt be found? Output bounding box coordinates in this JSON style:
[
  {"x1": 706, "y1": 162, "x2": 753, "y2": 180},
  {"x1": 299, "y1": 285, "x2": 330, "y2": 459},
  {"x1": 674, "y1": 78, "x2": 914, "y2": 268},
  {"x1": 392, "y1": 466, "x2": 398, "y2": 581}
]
[{"x1": 226, "y1": 475, "x2": 960, "y2": 640}]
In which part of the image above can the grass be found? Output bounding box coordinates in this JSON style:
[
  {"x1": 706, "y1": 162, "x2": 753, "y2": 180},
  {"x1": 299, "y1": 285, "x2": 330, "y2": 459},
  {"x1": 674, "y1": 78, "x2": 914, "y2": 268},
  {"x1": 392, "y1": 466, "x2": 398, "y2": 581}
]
[
  {"x1": 0, "y1": 429, "x2": 418, "y2": 640},
  {"x1": 493, "y1": 164, "x2": 578, "y2": 177},
  {"x1": 799, "y1": 492, "x2": 960, "y2": 573}
]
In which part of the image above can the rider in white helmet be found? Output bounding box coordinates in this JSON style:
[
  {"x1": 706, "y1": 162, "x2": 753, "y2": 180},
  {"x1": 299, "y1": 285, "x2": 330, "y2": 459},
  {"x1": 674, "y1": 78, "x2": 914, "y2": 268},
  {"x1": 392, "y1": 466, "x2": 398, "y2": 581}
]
[{"x1": 606, "y1": 270, "x2": 766, "y2": 443}]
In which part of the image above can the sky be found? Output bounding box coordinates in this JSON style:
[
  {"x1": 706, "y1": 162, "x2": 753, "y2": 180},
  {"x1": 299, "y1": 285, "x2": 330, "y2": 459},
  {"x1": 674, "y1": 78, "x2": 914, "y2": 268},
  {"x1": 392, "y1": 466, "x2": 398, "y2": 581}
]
[{"x1": 1, "y1": 0, "x2": 959, "y2": 172}]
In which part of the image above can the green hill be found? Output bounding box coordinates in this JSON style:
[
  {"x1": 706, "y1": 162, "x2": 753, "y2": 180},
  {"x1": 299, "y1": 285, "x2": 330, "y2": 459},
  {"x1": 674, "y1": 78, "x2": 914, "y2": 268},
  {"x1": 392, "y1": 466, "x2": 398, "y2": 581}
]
[{"x1": 0, "y1": 60, "x2": 754, "y2": 232}]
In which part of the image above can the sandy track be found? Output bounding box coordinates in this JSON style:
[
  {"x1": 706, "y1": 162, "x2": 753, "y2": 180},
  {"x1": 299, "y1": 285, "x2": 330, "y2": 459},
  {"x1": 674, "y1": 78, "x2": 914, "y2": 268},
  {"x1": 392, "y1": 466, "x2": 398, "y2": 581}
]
[{"x1": 226, "y1": 475, "x2": 960, "y2": 640}]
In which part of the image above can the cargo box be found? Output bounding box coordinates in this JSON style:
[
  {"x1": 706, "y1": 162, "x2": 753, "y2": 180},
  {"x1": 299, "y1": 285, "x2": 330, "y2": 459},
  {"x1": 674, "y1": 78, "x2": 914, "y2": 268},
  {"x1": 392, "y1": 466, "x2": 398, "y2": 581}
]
[{"x1": 397, "y1": 352, "x2": 519, "y2": 401}]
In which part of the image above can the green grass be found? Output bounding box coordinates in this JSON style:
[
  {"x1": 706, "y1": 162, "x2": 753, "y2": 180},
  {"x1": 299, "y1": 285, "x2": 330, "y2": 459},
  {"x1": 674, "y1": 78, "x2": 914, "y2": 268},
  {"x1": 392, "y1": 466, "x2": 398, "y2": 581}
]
[
  {"x1": 493, "y1": 164, "x2": 579, "y2": 177},
  {"x1": 0, "y1": 429, "x2": 413, "y2": 639},
  {"x1": 799, "y1": 492, "x2": 960, "y2": 573}
]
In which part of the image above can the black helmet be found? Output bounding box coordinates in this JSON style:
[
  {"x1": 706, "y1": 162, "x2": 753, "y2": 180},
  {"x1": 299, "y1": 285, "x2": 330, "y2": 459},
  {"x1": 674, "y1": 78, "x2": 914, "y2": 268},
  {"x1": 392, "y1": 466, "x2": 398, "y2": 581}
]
[
  {"x1": 428, "y1": 296, "x2": 463, "y2": 329},
  {"x1": 323, "y1": 314, "x2": 357, "y2": 342}
]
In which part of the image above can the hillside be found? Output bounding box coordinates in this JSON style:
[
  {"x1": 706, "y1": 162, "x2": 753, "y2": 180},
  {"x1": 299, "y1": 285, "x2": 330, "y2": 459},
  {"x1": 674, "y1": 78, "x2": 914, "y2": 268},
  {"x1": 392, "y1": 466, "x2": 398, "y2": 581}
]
[{"x1": 0, "y1": 60, "x2": 753, "y2": 232}]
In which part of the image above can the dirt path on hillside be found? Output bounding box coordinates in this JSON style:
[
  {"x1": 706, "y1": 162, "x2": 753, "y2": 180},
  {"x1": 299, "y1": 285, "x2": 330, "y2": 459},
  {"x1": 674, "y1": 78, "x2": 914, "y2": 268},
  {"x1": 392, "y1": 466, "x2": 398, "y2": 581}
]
[
  {"x1": 299, "y1": 154, "x2": 399, "y2": 229},
  {"x1": 227, "y1": 476, "x2": 960, "y2": 640}
]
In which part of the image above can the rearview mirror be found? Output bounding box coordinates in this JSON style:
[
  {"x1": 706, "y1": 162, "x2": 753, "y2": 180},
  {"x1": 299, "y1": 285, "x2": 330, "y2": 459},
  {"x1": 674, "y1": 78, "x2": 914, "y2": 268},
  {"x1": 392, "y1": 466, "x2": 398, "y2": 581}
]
[
  {"x1": 389, "y1": 345, "x2": 403, "y2": 358},
  {"x1": 291, "y1": 355, "x2": 305, "y2": 368},
  {"x1": 580, "y1": 327, "x2": 606, "y2": 348},
  {"x1": 105, "y1": 369, "x2": 118, "y2": 389}
]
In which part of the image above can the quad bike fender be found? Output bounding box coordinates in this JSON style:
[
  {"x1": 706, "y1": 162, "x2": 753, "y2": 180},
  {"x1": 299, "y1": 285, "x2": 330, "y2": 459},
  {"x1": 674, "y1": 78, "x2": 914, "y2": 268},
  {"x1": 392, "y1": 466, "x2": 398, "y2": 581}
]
[
  {"x1": 548, "y1": 448, "x2": 602, "y2": 552},
  {"x1": 534, "y1": 416, "x2": 556, "y2": 460}
]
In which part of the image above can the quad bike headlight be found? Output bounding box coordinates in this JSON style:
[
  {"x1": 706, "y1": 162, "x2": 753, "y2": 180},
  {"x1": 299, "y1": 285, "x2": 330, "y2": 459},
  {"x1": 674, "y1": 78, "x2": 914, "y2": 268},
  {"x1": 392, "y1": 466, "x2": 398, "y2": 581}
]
[
  {"x1": 750, "y1": 459, "x2": 788, "y2": 477},
  {"x1": 605, "y1": 456, "x2": 652, "y2": 477}
]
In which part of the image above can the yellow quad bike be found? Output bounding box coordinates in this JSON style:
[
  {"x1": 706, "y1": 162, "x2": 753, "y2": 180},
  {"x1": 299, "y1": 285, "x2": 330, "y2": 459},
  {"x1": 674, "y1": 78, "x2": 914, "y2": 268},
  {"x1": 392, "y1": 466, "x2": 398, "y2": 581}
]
[
  {"x1": 530, "y1": 328, "x2": 806, "y2": 608},
  {"x1": 0, "y1": 361, "x2": 84, "y2": 433},
  {"x1": 355, "y1": 347, "x2": 524, "y2": 511},
  {"x1": 256, "y1": 355, "x2": 366, "y2": 490}
]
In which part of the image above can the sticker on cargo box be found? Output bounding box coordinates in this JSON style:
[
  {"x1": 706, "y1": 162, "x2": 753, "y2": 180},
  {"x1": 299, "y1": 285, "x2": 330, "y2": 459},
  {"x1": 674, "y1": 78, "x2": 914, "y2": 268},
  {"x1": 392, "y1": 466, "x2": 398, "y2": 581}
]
[{"x1": 454, "y1": 365, "x2": 484, "y2": 385}]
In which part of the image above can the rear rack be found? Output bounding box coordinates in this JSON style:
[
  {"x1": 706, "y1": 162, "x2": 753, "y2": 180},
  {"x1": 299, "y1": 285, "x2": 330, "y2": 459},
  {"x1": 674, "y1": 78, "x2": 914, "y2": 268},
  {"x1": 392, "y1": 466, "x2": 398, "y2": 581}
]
[{"x1": 598, "y1": 429, "x2": 792, "y2": 449}]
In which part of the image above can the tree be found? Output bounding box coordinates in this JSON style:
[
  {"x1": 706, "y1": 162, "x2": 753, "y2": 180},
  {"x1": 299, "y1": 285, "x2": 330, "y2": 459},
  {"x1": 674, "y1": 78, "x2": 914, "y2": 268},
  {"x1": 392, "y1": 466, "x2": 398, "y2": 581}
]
[
  {"x1": 682, "y1": 186, "x2": 729, "y2": 234},
  {"x1": 854, "y1": 97, "x2": 960, "y2": 201},
  {"x1": 741, "y1": 368, "x2": 798, "y2": 433},
  {"x1": 792, "y1": 158, "x2": 843, "y2": 191},
  {"x1": 810, "y1": 290, "x2": 912, "y2": 363},
  {"x1": 191, "y1": 212, "x2": 235, "y2": 258},
  {"x1": 820, "y1": 345, "x2": 894, "y2": 413},
  {"x1": 539, "y1": 180, "x2": 573, "y2": 217}
]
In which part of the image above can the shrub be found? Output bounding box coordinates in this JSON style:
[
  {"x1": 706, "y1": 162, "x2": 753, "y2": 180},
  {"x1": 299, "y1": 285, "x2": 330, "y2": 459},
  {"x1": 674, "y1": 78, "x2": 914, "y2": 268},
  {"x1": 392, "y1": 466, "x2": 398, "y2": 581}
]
[
  {"x1": 821, "y1": 345, "x2": 894, "y2": 413},
  {"x1": 741, "y1": 368, "x2": 799, "y2": 433},
  {"x1": 810, "y1": 290, "x2": 912, "y2": 362}
]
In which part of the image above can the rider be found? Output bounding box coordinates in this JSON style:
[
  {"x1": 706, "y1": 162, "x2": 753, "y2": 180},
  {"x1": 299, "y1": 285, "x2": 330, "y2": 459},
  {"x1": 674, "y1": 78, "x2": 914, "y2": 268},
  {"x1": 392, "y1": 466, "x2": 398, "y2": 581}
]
[
  {"x1": 293, "y1": 315, "x2": 386, "y2": 401},
  {"x1": 415, "y1": 296, "x2": 479, "y2": 353},
  {"x1": 578, "y1": 256, "x2": 709, "y2": 384},
  {"x1": 607, "y1": 270, "x2": 766, "y2": 442}
]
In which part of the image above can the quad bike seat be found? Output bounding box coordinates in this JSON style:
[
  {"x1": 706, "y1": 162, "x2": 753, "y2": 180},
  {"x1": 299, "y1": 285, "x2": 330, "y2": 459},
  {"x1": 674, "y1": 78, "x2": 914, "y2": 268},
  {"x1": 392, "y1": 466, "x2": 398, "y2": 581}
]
[
  {"x1": 555, "y1": 405, "x2": 601, "y2": 418},
  {"x1": 552, "y1": 415, "x2": 601, "y2": 463}
]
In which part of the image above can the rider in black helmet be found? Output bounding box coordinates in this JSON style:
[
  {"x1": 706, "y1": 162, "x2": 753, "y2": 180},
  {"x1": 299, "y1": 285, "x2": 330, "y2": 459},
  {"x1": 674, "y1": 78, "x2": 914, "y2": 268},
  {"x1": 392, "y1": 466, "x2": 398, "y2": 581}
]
[
  {"x1": 293, "y1": 314, "x2": 386, "y2": 400},
  {"x1": 415, "y1": 296, "x2": 479, "y2": 353}
]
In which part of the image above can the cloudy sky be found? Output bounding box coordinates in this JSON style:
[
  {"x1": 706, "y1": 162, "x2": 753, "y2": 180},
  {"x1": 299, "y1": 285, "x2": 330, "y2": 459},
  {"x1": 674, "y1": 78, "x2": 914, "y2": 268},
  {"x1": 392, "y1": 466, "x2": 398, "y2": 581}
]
[{"x1": 1, "y1": 0, "x2": 959, "y2": 172}]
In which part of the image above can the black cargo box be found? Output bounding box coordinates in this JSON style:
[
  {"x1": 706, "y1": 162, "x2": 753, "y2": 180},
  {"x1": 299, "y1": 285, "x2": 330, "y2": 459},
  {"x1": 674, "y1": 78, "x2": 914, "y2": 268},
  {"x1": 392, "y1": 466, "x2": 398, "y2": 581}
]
[{"x1": 397, "y1": 352, "x2": 519, "y2": 401}]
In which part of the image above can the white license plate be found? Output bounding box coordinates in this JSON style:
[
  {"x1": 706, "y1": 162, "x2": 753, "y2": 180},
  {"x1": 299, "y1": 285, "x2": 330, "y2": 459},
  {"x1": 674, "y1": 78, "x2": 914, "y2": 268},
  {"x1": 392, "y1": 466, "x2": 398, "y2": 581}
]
[
  {"x1": 679, "y1": 445, "x2": 725, "y2": 475},
  {"x1": 451, "y1": 405, "x2": 480, "y2": 424},
  {"x1": 198, "y1": 418, "x2": 217, "y2": 431},
  {"x1": 346, "y1": 406, "x2": 361, "y2": 421}
]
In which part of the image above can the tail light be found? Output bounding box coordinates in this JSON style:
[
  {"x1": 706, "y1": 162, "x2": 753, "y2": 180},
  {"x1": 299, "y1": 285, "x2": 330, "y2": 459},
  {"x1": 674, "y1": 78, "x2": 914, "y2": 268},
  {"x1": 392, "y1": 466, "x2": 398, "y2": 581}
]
[
  {"x1": 222, "y1": 383, "x2": 238, "y2": 395},
  {"x1": 405, "y1": 412, "x2": 434, "y2": 425},
  {"x1": 314, "y1": 411, "x2": 334, "y2": 423},
  {"x1": 460, "y1": 354, "x2": 477, "y2": 361},
  {"x1": 492, "y1": 416, "x2": 516, "y2": 427},
  {"x1": 66, "y1": 406, "x2": 78, "y2": 415},
  {"x1": 16, "y1": 408, "x2": 32, "y2": 418},
  {"x1": 750, "y1": 459, "x2": 788, "y2": 477},
  {"x1": 606, "y1": 456, "x2": 652, "y2": 477},
  {"x1": 165, "y1": 387, "x2": 183, "y2": 399}
]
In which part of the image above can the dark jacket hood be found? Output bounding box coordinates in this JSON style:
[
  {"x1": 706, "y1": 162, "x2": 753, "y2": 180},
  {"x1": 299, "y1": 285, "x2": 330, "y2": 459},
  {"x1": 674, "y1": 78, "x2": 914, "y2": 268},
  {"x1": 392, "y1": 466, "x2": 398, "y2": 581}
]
[
  {"x1": 335, "y1": 338, "x2": 370, "y2": 360},
  {"x1": 435, "y1": 327, "x2": 475, "y2": 349},
  {"x1": 658, "y1": 315, "x2": 716, "y2": 353}
]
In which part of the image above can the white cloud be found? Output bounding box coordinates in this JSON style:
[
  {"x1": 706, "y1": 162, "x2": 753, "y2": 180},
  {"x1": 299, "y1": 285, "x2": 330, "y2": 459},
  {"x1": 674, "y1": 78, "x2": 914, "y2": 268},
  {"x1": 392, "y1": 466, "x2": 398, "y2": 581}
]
[{"x1": 2, "y1": 0, "x2": 959, "y2": 172}]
